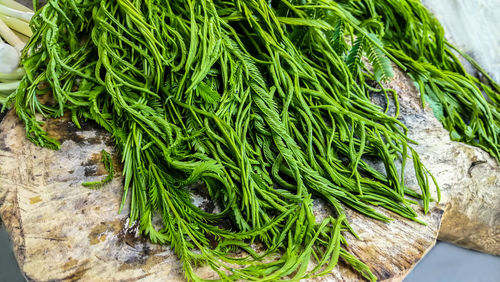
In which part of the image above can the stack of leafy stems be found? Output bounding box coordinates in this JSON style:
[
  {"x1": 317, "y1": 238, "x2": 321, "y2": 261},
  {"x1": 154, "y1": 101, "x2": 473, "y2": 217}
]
[{"x1": 7, "y1": 0, "x2": 500, "y2": 280}]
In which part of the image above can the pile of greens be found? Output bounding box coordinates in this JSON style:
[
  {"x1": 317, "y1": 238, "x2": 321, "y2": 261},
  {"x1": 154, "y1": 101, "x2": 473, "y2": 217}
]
[{"x1": 6, "y1": 0, "x2": 499, "y2": 280}]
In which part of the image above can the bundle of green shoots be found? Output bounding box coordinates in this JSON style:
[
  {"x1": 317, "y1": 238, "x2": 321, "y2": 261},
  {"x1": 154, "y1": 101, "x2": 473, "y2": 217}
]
[
  {"x1": 0, "y1": 0, "x2": 33, "y2": 103},
  {"x1": 4, "y1": 0, "x2": 500, "y2": 281}
]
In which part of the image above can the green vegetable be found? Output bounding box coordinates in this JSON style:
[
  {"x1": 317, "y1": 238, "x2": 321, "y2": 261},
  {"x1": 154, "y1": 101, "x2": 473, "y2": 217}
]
[
  {"x1": 0, "y1": 38, "x2": 19, "y2": 73},
  {"x1": 82, "y1": 149, "x2": 115, "y2": 189},
  {"x1": 0, "y1": 17, "x2": 23, "y2": 50},
  {"x1": 0, "y1": 67, "x2": 24, "y2": 81},
  {"x1": 5, "y1": 0, "x2": 499, "y2": 281},
  {"x1": 0, "y1": 4, "x2": 33, "y2": 22},
  {"x1": 0, "y1": 79, "x2": 18, "y2": 92},
  {"x1": 0, "y1": 13, "x2": 32, "y2": 37},
  {"x1": 0, "y1": 0, "x2": 32, "y2": 13},
  {"x1": 0, "y1": 79, "x2": 18, "y2": 105},
  {"x1": 0, "y1": 1, "x2": 32, "y2": 105}
]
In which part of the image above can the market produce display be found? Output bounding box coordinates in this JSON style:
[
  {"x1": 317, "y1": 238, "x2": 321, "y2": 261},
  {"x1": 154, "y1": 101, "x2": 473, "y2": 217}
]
[{"x1": 1, "y1": 0, "x2": 499, "y2": 281}]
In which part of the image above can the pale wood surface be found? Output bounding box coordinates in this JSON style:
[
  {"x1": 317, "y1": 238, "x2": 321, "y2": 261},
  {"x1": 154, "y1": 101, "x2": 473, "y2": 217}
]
[{"x1": 387, "y1": 70, "x2": 500, "y2": 256}]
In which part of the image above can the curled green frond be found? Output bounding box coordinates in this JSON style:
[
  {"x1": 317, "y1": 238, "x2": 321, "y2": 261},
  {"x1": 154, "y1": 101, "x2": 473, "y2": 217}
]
[{"x1": 82, "y1": 149, "x2": 115, "y2": 189}]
